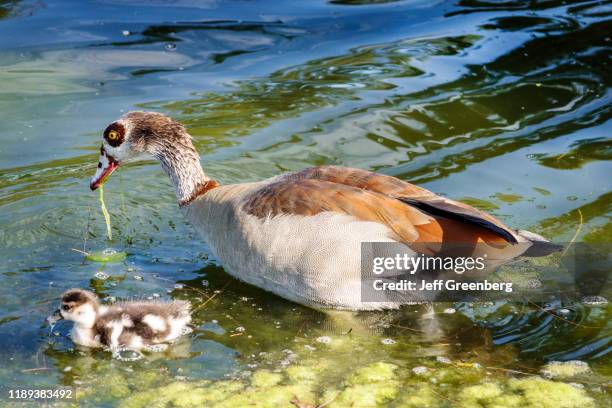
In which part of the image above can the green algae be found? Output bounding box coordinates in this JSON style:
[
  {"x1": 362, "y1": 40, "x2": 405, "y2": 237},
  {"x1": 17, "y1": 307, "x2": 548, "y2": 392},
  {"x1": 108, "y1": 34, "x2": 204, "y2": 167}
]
[
  {"x1": 324, "y1": 382, "x2": 399, "y2": 408},
  {"x1": 458, "y1": 378, "x2": 596, "y2": 408},
  {"x1": 84, "y1": 248, "x2": 127, "y2": 263},
  {"x1": 1, "y1": 2, "x2": 611, "y2": 408},
  {"x1": 87, "y1": 343, "x2": 603, "y2": 408},
  {"x1": 346, "y1": 362, "x2": 398, "y2": 385},
  {"x1": 119, "y1": 373, "x2": 314, "y2": 408},
  {"x1": 99, "y1": 184, "x2": 113, "y2": 241},
  {"x1": 394, "y1": 386, "x2": 442, "y2": 408},
  {"x1": 322, "y1": 362, "x2": 400, "y2": 408},
  {"x1": 286, "y1": 365, "x2": 319, "y2": 383},
  {"x1": 540, "y1": 360, "x2": 591, "y2": 379},
  {"x1": 251, "y1": 369, "x2": 283, "y2": 387},
  {"x1": 508, "y1": 378, "x2": 596, "y2": 408},
  {"x1": 35, "y1": 339, "x2": 612, "y2": 408}
]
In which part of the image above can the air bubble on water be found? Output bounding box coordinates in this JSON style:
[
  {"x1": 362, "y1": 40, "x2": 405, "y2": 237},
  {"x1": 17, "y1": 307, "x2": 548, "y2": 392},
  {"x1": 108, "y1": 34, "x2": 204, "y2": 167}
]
[
  {"x1": 152, "y1": 293, "x2": 160, "y2": 298},
  {"x1": 122, "y1": 30, "x2": 131, "y2": 36},
  {"x1": 165, "y1": 43, "x2": 177, "y2": 51},
  {"x1": 134, "y1": 275, "x2": 144, "y2": 281},
  {"x1": 524, "y1": 279, "x2": 542, "y2": 289},
  {"x1": 558, "y1": 308, "x2": 571, "y2": 315},
  {"x1": 235, "y1": 326, "x2": 246, "y2": 333},
  {"x1": 315, "y1": 336, "x2": 331, "y2": 344},
  {"x1": 63, "y1": 366, "x2": 72, "y2": 372},
  {"x1": 144, "y1": 344, "x2": 168, "y2": 352},
  {"x1": 174, "y1": 283, "x2": 185, "y2": 290},
  {"x1": 94, "y1": 272, "x2": 109, "y2": 280},
  {"x1": 381, "y1": 338, "x2": 396, "y2": 345},
  {"x1": 113, "y1": 348, "x2": 144, "y2": 362},
  {"x1": 412, "y1": 366, "x2": 428, "y2": 375},
  {"x1": 443, "y1": 308, "x2": 456, "y2": 314},
  {"x1": 436, "y1": 356, "x2": 451, "y2": 364}
]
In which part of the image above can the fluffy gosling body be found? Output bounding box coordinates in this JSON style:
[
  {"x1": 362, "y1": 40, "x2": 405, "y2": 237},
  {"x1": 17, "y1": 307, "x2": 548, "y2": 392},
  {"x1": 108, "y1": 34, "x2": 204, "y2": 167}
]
[{"x1": 53, "y1": 288, "x2": 191, "y2": 351}]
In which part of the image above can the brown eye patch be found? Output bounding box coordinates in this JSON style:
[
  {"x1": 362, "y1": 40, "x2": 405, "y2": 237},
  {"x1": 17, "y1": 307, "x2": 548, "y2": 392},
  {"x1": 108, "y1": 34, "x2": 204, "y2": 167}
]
[{"x1": 103, "y1": 122, "x2": 125, "y2": 147}]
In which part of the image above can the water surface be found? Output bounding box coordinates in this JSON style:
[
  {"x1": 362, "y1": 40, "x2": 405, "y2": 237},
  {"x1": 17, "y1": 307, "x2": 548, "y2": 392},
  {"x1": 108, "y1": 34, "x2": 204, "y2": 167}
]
[{"x1": 0, "y1": 0, "x2": 610, "y2": 406}]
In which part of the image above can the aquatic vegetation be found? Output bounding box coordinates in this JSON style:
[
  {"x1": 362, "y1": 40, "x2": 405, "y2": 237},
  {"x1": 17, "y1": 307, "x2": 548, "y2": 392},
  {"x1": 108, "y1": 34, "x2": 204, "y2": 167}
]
[
  {"x1": 0, "y1": 0, "x2": 610, "y2": 407},
  {"x1": 85, "y1": 248, "x2": 127, "y2": 263},
  {"x1": 540, "y1": 360, "x2": 591, "y2": 379},
  {"x1": 457, "y1": 377, "x2": 597, "y2": 408},
  {"x1": 71, "y1": 350, "x2": 607, "y2": 408},
  {"x1": 99, "y1": 185, "x2": 113, "y2": 241}
]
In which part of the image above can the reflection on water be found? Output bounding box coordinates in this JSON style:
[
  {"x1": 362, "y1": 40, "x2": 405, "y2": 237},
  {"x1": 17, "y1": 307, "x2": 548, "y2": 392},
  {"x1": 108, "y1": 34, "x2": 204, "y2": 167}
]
[{"x1": 0, "y1": 0, "x2": 610, "y2": 406}]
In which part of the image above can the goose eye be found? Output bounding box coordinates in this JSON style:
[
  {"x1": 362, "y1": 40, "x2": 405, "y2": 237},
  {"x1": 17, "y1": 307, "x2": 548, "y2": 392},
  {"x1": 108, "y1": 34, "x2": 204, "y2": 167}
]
[
  {"x1": 108, "y1": 130, "x2": 119, "y2": 141},
  {"x1": 61, "y1": 304, "x2": 70, "y2": 311}
]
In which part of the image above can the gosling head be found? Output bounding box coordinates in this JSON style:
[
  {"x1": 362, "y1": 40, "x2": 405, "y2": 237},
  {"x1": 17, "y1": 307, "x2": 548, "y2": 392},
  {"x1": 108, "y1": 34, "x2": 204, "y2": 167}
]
[
  {"x1": 90, "y1": 111, "x2": 196, "y2": 190},
  {"x1": 56, "y1": 289, "x2": 100, "y2": 328}
]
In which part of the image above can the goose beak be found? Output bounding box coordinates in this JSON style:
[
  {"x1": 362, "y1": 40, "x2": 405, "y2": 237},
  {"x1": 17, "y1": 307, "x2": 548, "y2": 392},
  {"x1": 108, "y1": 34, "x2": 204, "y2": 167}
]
[{"x1": 90, "y1": 147, "x2": 119, "y2": 190}]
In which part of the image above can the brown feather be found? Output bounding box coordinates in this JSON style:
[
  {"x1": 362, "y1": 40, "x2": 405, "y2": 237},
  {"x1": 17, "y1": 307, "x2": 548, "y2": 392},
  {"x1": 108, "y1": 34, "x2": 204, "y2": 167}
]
[{"x1": 242, "y1": 166, "x2": 518, "y2": 248}]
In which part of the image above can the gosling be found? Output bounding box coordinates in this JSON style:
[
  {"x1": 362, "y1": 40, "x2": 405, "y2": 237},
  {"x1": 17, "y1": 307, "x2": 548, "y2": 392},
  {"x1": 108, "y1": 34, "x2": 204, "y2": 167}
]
[{"x1": 49, "y1": 288, "x2": 191, "y2": 352}]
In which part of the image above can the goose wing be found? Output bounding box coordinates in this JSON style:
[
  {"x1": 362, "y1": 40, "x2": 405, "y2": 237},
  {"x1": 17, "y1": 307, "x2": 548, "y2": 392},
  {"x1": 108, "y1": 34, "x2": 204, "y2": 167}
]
[{"x1": 242, "y1": 166, "x2": 518, "y2": 247}]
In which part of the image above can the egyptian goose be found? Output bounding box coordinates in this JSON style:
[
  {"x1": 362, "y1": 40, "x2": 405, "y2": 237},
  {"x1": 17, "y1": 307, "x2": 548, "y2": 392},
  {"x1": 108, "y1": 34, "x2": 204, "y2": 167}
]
[
  {"x1": 48, "y1": 288, "x2": 191, "y2": 351},
  {"x1": 90, "y1": 111, "x2": 558, "y2": 310}
]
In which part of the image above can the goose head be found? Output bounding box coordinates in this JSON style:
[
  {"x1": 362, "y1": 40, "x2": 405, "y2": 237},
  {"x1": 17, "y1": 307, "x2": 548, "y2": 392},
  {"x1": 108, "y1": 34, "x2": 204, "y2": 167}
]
[
  {"x1": 90, "y1": 111, "x2": 193, "y2": 190},
  {"x1": 55, "y1": 288, "x2": 100, "y2": 329},
  {"x1": 90, "y1": 111, "x2": 212, "y2": 205}
]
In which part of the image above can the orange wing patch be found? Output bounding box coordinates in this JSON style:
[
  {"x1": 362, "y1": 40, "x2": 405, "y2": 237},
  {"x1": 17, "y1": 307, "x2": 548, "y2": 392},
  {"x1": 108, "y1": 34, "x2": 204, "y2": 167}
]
[
  {"x1": 243, "y1": 179, "x2": 432, "y2": 244},
  {"x1": 242, "y1": 166, "x2": 518, "y2": 247}
]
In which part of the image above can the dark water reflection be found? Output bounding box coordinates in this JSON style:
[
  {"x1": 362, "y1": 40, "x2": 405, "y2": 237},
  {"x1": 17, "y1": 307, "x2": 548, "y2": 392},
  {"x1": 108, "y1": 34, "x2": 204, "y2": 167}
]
[{"x1": 0, "y1": 0, "x2": 610, "y2": 405}]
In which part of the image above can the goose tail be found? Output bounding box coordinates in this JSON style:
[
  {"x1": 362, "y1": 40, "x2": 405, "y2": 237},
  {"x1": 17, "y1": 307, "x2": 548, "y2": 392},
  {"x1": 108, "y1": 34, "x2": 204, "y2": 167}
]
[{"x1": 517, "y1": 230, "x2": 564, "y2": 257}]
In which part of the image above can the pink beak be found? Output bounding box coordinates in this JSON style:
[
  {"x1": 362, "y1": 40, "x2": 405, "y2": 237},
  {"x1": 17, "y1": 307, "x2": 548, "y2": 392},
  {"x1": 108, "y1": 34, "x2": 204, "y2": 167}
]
[{"x1": 90, "y1": 147, "x2": 119, "y2": 190}]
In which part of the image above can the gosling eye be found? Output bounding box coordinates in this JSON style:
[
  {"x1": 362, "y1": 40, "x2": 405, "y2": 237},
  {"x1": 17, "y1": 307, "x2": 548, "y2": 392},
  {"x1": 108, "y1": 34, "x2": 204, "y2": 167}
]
[{"x1": 61, "y1": 304, "x2": 70, "y2": 311}]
